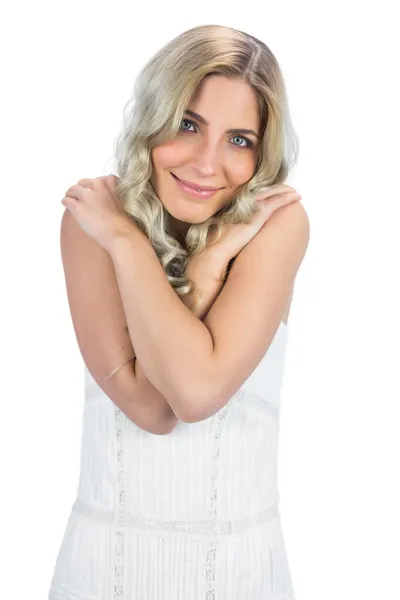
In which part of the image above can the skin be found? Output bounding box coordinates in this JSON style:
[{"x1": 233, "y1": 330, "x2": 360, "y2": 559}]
[
  {"x1": 149, "y1": 74, "x2": 293, "y2": 323},
  {"x1": 150, "y1": 75, "x2": 261, "y2": 243}
]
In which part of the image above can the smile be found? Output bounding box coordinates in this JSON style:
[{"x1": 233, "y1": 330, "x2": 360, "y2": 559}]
[{"x1": 171, "y1": 173, "x2": 222, "y2": 199}]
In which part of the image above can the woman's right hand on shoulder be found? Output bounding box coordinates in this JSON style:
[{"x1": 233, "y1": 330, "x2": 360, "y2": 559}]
[{"x1": 205, "y1": 183, "x2": 302, "y2": 270}]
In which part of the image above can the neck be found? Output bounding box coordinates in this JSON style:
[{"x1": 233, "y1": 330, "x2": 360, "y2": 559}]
[{"x1": 167, "y1": 214, "x2": 190, "y2": 245}]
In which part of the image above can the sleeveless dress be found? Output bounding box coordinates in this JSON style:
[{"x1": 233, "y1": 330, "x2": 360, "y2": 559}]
[{"x1": 48, "y1": 321, "x2": 295, "y2": 600}]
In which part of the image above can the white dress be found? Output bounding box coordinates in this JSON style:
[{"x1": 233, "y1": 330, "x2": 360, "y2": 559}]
[{"x1": 48, "y1": 321, "x2": 295, "y2": 600}]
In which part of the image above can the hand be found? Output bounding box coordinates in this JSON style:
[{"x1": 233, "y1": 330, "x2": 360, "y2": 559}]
[
  {"x1": 61, "y1": 175, "x2": 135, "y2": 251},
  {"x1": 205, "y1": 183, "x2": 302, "y2": 265}
]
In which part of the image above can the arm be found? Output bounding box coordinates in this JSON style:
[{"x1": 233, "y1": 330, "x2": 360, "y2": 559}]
[
  {"x1": 107, "y1": 231, "x2": 219, "y2": 419},
  {"x1": 108, "y1": 202, "x2": 309, "y2": 423},
  {"x1": 60, "y1": 208, "x2": 181, "y2": 435},
  {"x1": 132, "y1": 257, "x2": 226, "y2": 431}
]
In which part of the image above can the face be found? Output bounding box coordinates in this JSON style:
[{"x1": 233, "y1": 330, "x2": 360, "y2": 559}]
[{"x1": 150, "y1": 75, "x2": 261, "y2": 241}]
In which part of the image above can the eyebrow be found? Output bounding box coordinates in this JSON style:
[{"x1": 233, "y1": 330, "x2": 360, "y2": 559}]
[{"x1": 184, "y1": 109, "x2": 260, "y2": 139}]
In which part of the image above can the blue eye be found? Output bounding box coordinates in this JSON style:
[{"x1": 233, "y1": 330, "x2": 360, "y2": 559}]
[
  {"x1": 180, "y1": 119, "x2": 195, "y2": 132},
  {"x1": 179, "y1": 119, "x2": 253, "y2": 149},
  {"x1": 231, "y1": 134, "x2": 253, "y2": 149}
]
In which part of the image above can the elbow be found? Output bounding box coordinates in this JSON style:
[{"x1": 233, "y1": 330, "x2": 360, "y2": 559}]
[
  {"x1": 126, "y1": 397, "x2": 180, "y2": 436},
  {"x1": 168, "y1": 394, "x2": 198, "y2": 424},
  {"x1": 139, "y1": 410, "x2": 180, "y2": 435},
  {"x1": 180, "y1": 405, "x2": 218, "y2": 424},
  {"x1": 165, "y1": 369, "x2": 222, "y2": 424},
  {"x1": 180, "y1": 411, "x2": 208, "y2": 424},
  {"x1": 150, "y1": 401, "x2": 182, "y2": 434},
  {"x1": 147, "y1": 419, "x2": 179, "y2": 435},
  {"x1": 176, "y1": 388, "x2": 222, "y2": 424}
]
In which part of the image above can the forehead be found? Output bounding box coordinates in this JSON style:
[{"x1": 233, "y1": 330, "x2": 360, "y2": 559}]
[{"x1": 189, "y1": 76, "x2": 260, "y2": 128}]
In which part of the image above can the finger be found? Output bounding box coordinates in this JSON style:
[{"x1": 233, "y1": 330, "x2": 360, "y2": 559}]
[
  {"x1": 99, "y1": 175, "x2": 115, "y2": 192},
  {"x1": 77, "y1": 178, "x2": 95, "y2": 188},
  {"x1": 61, "y1": 196, "x2": 78, "y2": 209},
  {"x1": 102, "y1": 174, "x2": 120, "y2": 192},
  {"x1": 274, "y1": 193, "x2": 302, "y2": 207},
  {"x1": 285, "y1": 192, "x2": 302, "y2": 202},
  {"x1": 257, "y1": 192, "x2": 301, "y2": 209},
  {"x1": 254, "y1": 184, "x2": 297, "y2": 201},
  {"x1": 64, "y1": 184, "x2": 83, "y2": 200},
  {"x1": 273, "y1": 192, "x2": 302, "y2": 205},
  {"x1": 267, "y1": 183, "x2": 297, "y2": 193}
]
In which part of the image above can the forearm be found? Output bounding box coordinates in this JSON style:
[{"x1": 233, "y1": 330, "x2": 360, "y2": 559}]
[
  {"x1": 133, "y1": 277, "x2": 224, "y2": 430},
  {"x1": 118, "y1": 249, "x2": 225, "y2": 432},
  {"x1": 108, "y1": 227, "x2": 220, "y2": 419},
  {"x1": 131, "y1": 359, "x2": 178, "y2": 433}
]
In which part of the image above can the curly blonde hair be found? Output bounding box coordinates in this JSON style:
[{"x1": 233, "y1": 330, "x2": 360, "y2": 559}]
[{"x1": 112, "y1": 24, "x2": 299, "y2": 304}]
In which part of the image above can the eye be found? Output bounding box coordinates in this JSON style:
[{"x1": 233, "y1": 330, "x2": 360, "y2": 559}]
[
  {"x1": 179, "y1": 119, "x2": 254, "y2": 149},
  {"x1": 180, "y1": 118, "x2": 196, "y2": 132},
  {"x1": 231, "y1": 135, "x2": 253, "y2": 149}
]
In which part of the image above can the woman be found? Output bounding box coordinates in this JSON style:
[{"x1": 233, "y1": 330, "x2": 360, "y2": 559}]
[{"x1": 49, "y1": 24, "x2": 309, "y2": 600}]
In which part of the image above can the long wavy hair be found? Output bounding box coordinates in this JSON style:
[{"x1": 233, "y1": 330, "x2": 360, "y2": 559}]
[{"x1": 112, "y1": 24, "x2": 299, "y2": 304}]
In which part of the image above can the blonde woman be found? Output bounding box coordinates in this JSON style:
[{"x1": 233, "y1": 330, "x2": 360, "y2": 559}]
[{"x1": 49, "y1": 24, "x2": 309, "y2": 600}]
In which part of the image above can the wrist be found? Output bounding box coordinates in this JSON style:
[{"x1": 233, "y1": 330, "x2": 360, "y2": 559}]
[
  {"x1": 182, "y1": 255, "x2": 226, "y2": 320},
  {"x1": 106, "y1": 220, "x2": 149, "y2": 257},
  {"x1": 186, "y1": 248, "x2": 227, "y2": 286}
]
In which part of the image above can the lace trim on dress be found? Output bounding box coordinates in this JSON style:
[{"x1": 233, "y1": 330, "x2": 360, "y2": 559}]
[
  {"x1": 204, "y1": 405, "x2": 229, "y2": 599},
  {"x1": 114, "y1": 406, "x2": 126, "y2": 600}
]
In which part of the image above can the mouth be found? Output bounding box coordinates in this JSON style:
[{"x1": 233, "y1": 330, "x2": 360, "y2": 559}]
[
  {"x1": 171, "y1": 173, "x2": 223, "y2": 199},
  {"x1": 171, "y1": 173, "x2": 223, "y2": 191}
]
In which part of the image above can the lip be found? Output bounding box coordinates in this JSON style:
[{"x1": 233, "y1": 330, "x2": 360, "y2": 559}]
[
  {"x1": 171, "y1": 173, "x2": 222, "y2": 199},
  {"x1": 172, "y1": 173, "x2": 222, "y2": 192},
  {"x1": 172, "y1": 174, "x2": 222, "y2": 192}
]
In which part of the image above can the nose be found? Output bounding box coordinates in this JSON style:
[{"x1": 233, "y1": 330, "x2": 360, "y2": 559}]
[{"x1": 190, "y1": 138, "x2": 220, "y2": 177}]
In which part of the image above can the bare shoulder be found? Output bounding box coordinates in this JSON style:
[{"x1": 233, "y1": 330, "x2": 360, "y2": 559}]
[
  {"x1": 258, "y1": 199, "x2": 310, "y2": 258},
  {"x1": 185, "y1": 201, "x2": 310, "y2": 422},
  {"x1": 271, "y1": 197, "x2": 309, "y2": 230}
]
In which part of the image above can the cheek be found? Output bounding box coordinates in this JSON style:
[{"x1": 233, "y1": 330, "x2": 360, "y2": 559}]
[
  {"x1": 227, "y1": 155, "x2": 257, "y2": 186},
  {"x1": 152, "y1": 141, "x2": 186, "y2": 169},
  {"x1": 152, "y1": 146, "x2": 168, "y2": 170}
]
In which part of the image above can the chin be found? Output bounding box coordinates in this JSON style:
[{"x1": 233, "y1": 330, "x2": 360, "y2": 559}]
[{"x1": 165, "y1": 202, "x2": 215, "y2": 224}]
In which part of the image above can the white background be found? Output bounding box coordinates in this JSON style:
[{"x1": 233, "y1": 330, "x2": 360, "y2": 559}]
[{"x1": 1, "y1": 1, "x2": 399, "y2": 598}]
